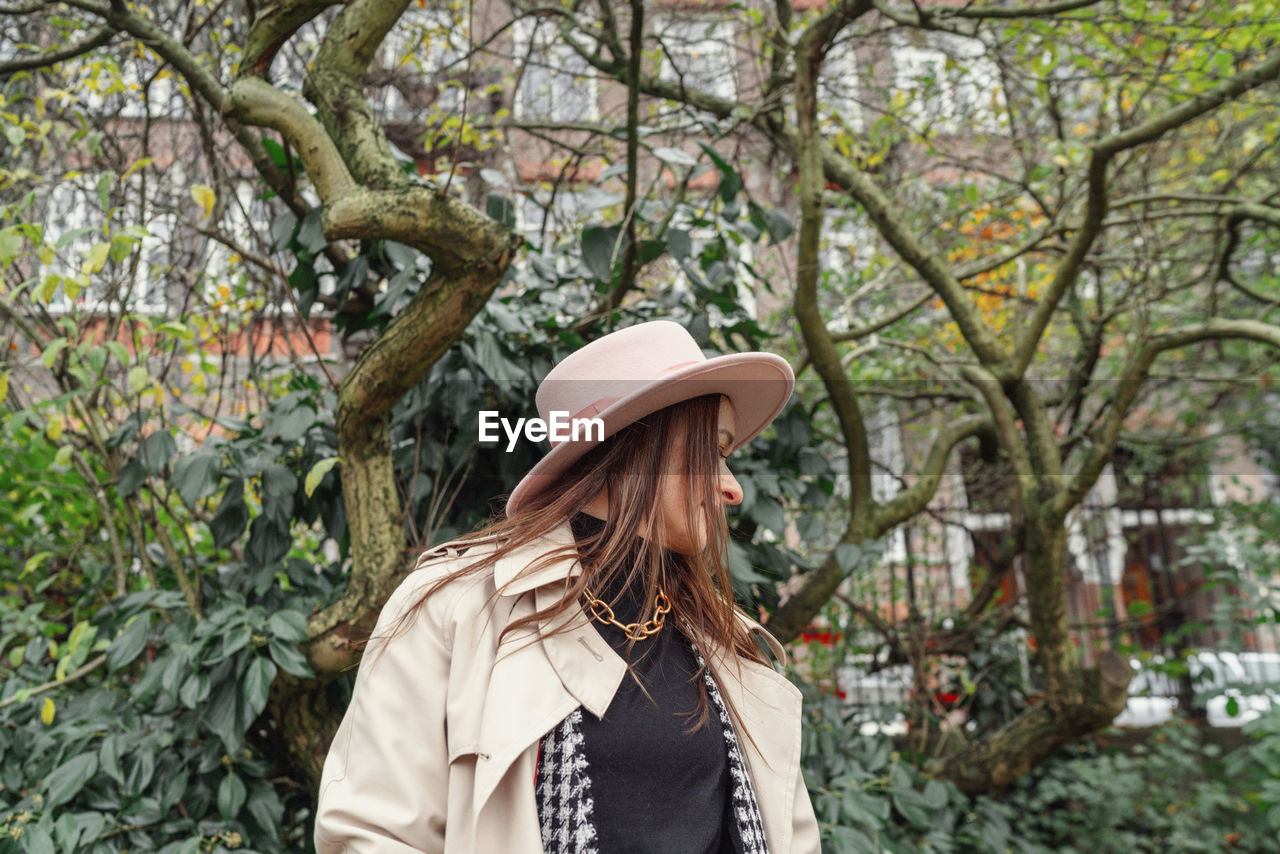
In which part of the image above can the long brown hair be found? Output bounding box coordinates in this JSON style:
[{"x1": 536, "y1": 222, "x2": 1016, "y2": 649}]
[{"x1": 365, "y1": 392, "x2": 769, "y2": 733}]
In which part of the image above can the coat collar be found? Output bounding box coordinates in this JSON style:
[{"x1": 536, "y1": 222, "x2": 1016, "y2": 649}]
[
  {"x1": 492, "y1": 520, "x2": 583, "y2": 596},
  {"x1": 491, "y1": 519, "x2": 790, "y2": 667}
]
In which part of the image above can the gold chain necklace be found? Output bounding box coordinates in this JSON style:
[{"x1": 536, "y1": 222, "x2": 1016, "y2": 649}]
[{"x1": 582, "y1": 586, "x2": 671, "y2": 641}]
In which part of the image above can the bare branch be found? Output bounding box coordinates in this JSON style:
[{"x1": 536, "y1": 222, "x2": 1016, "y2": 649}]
[
  {"x1": 873, "y1": 415, "x2": 992, "y2": 533},
  {"x1": 1058, "y1": 318, "x2": 1280, "y2": 518},
  {"x1": 1011, "y1": 50, "x2": 1280, "y2": 378},
  {"x1": 875, "y1": 0, "x2": 1101, "y2": 25},
  {"x1": 0, "y1": 26, "x2": 114, "y2": 76}
]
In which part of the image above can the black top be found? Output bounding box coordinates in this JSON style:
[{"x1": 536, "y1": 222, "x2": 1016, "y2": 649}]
[{"x1": 568, "y1": 512, "x2": 736, "y2": 854}]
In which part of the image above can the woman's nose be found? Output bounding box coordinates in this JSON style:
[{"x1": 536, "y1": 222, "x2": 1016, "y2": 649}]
[{"x1": 719, "y1": 471, "x2": 743, "y2": 506}]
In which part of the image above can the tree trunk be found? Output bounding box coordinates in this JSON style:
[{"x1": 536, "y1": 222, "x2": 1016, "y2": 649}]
[{"x1": 929, "y1": 521, "x2": 1132, "y2": 794}]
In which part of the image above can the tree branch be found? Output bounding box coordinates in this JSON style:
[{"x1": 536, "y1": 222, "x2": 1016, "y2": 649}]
[
  {"x1": 1011, "y1": 49, "x2": 1280, "y2": 378},
  {"x1": 1058, "y1": 318, "x2": 1280, "y2": 518},
  {"x1": 0, "y1": 26, "x2": 114, "y2": 76}
]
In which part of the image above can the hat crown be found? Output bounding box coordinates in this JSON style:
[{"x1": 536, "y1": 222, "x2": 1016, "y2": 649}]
[{"x1": 535, "y1": 321, "x2": 707, "y2": 423}]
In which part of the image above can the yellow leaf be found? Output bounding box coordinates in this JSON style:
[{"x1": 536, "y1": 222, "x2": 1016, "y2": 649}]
[
  {"x1": 65, "y1": 274, "x2": 87, "y2": 301},
  {"x1": 36, "y1": 243, "x2": 54, "y2": 265},
  {"x1": 127, "y1": 365, "x2": 150, "y2": 394},
  {"x1": 122, "y1": 156, "x2": 154, "y2": 181},
  {"x1": 41, "y1": 698, "x2": 55, "y2": 725},
  {"x1": 46, "y1": 417, "x2": 63, "y2": 441},
  {"x1": 82, "y1": 242, "x2": 109, "y2": 274},
  {"x1": 1210, "y1": 169, "x2": 1231, "y2": 183},
  {"x1": 0, "y1": 370, "x2": 7, "y2": 401},
  {"x1": 37, "y1": 273, "x2": 60, "y2": 303},
  {"x1": 191, "y1": 184, "x2": 216, "y2": 219},
  {"x1": 305, "y1": 457, "x2": 340, "y2": 497}
]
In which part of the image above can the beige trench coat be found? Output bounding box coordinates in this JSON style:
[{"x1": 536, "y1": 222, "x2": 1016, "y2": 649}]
[{"x1": 314, "y1": 521, "x2": 821, "y2": 853}]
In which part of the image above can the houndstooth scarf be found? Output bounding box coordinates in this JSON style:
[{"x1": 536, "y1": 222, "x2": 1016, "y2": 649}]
[{"x1": 534, "y1": 647, "x2": 769, "y2": 854}]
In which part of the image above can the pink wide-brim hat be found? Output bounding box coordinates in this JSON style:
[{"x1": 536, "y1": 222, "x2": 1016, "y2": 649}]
[{"x1": 505, "y1": 320, "x2": 795, "y2": 515}]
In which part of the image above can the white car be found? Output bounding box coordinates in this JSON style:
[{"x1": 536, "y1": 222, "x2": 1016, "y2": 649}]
[
  {"x1": 1112, "y1": 651, "x2": 1279, "y2": 728},
  {"x1": 1112, "y1": 659, "x2": 1178, "y2": 727},
  {"x1": 836, "y1": 655, "x2": 911, "y2": 735}
]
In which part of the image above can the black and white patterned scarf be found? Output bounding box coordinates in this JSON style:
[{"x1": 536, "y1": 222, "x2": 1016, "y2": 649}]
[{"x1": 534, "y1": 648, "x2": 769, "y2": 854}]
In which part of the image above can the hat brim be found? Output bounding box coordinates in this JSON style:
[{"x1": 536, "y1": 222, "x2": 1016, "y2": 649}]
[{"x1": 505, "y1": 352, "x2": 794, "y2": 516}]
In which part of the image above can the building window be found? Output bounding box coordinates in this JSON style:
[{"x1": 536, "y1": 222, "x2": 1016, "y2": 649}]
[
  {"x1": 890, "y1": 32, "x2": 1004, "y2": 135},
  {"x1": 516, "y1": 188, "x2": 589, "y2": 250},
  {"x1": 41, "y1": 179, "x2": 98, "y2": 312},
  {"x1": 513, "y1": 16, "x2": 597, "y2": 122},
  {"x1": 820, "y1": 205, "x2": 876, "y2": 297},
  {"x1": 820, "y1": 37, "x2": 864, "y2": 133},
  {"x1": 378, "y1": 4, "x2": 471, "y2": 117},
  {"x1": 655, "y1": 19, "x2": 737, "y2": 102},
  {"x1": 118, "y1": 64, "x2": 189, "y2": 120},
  {"x1": 867, "y1": 403, "x2": 908, "y2": 565},
  {"x1": 133, "y1": 209, "x2": 173, "y2": 314}
]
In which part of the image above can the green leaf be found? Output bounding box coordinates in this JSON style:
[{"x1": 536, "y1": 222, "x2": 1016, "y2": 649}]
[
  {"x1": 486, "y1": 193, "x2": 516, "y2": 229},
  {"x1": 269, "y1": 405, "x2": 316, "y2": 442},
  {"x1": 117, "y1": 458, "x2": 147, "y2": 497},
  {"x1": 829, "y1": 825, "x2": 877, "y2": 853},
  {"x1": 696, "y1": 141, "x2": 742, "y2": 201},
  {"x1": 270, "y1": 210, "x2": 298, "y2": 252},
  {"x1": 106, "y1": 612, "x2": 151, "y2": 671},
  {"x1": 246, "y1": 783, "x2": 284, "y2": 842},
  {"x1": 922, "y1": 779, "x2": 949, "y2": 809},
  {"x1": 581, "y1": 225, "x2": 624, "y2": 282},
  {"x1": 751, "y1": 494, "x2": 785, "y2": 535},
  {"x1": 141, "y1": 429, "x2": 177, "y2": 475},
  {"x1": 179, "y1": 671, "x2": 210, "y2": 708},
  {"x1": 835, "y1": 542, "x2": 862, "y2": 574},
  {"x1": 243, "y1": 655, "x2": 278, "y2": 721},
  {"x1": 108, "y1": 235, "x2": 136, "y2": 263},
  {"x1": 296, "y1": 207, "x2": 327, "y2": 253},
  {"x1": 759, "y1": 206, "x2": 793, "y2": 245},
  {"x1": 269, "y1": 638, "x2": 314, "y2": 678},
  {"x1": 127, "y1": 365, "x2": 150, "y2": 394},
  {"x1": 666, "y1": 228, "x2": 692, "y2": 260},
  {"x1": 892, "y1": 788, "x2": 933, "y2": 830},
  {"x1": 841, "y1": 787, "x2": 888, "y2": 828},
  {"x1": 123, "y1": 750, "x2": 156, "y2": 795},
  {"x1": 203, "y1": 677, "x2": 243, "y2": 752},
  {"x1": 96, "y1": 171, "x2": 117, "y2": 211},
  {"x1": 218, "y1": 773, "x2": 247, "y2": 820},
  {"x1": 21, "y1": 551, "x2": 51, "y2": 577},
  {"x1": 246, "y1": 513, "x2": 291, "y2": 569},
  {"x1": 173, "y1": 450, "x2": 221, "y2": 507},
  {"x1": 99, "y1": 734, "x2": 124, "y2": 783},
  {"x1": 55, "y1": 226, "x2": 93, "y2": 250},
  {"x1": 304, "y1": 456, "x2": 339, "y2": 498},
  {"x1": 653, "y1": 146, "x2": 698, "y2": 167},
  {"x1": 43, "y1": 752, "x2": 99, "y2": 811},
  {"x1": 22, "y1": 822, "x2": 55, "y2": 854},
  {"x1": 261, "y1": 463, "x2": 298, "y2": 499},
  {"x1": 40, "y1": 337, "x2": 69, "y2": 368},
  {"x1": 210, "y1": 480, "x2": 250, "y2": 548},
  {"x1": 268, "y1": 610, "x2": 310, "y2": 642}
]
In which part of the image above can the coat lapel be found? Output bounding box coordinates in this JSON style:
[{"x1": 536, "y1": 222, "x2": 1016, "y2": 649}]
[
  {"x1": 471, "y1": 521, "x2": 801, "y2": 853},
  {"x1": 471, "y1": 526, "x2": 626, "y2": 820},
  {"x1": 708, "y1": 631, "x2": 803, "y2": 854}
]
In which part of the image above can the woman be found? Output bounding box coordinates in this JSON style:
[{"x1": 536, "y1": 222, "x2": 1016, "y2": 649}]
[{"x1": 314, "y1": 321, "x2": 820, "y2": 854}]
